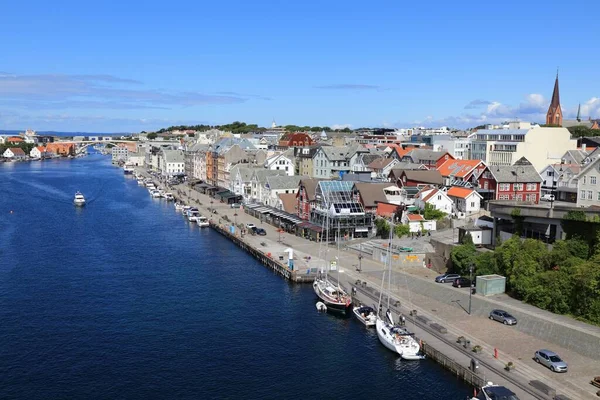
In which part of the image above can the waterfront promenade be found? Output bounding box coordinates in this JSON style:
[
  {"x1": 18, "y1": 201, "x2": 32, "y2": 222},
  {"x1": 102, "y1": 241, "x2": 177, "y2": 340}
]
[{"x1": 154, "y1": 176, "x2": 598, "y2": 399}]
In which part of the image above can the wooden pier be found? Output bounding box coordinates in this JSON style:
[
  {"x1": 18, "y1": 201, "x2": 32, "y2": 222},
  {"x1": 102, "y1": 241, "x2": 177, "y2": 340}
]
[{"x1": 209, "y1": 222, "x2": 316, "y2": 283}]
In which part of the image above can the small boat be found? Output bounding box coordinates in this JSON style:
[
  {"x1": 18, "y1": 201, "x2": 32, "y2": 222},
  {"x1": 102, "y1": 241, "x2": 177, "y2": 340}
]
[
  {"x1": 312, "y1": 277, "x2": 352, "y2": 315},
  {"x1": 123, "y1": 163, "x2": 134, "y2": 174},
  {"x1": 175, "y1": 203, "x2": 184, "y2": 211},
  {"x1": 188, "y1": 210, "x2": 200, "y2": 222},
  {"x1": 151, "y1": 190, "x2": 161, "y2": 198},
  {"x1": 316, "y1": 302, "x2": 327, "y2": 312},
  {"x1": 158, "y1": 190, "x2": 166, "y2": 198},
  {"x1": 196, "y1": 216, "x2": 209, "y2": 227},
  {"x1": 182, "y1": 206, "x2": 191, "y2": 214},
  {"x1": 74, "y1": 191, "x2": 86, "y2": 206},
  {"x1": 137, "y1": 178, "x2": 145, "y2": 185},
  {"x1": 471, "y1": 382, "x2": 520, "y2": 400},
  {"x1": 164, "y1": 193, "x2": 174, "y2": 201},
  {"x1": 375, "y1": 310, "x2": 421, "y2": 358},
  {"x1": 353, "y1": 305, "x2": 377, "y2": 327}
]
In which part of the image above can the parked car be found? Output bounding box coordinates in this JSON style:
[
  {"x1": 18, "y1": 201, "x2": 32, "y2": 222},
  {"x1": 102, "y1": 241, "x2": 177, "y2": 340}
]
[
  {"x1": 230, "y1": 203, "x2": 240, "y2": 208},
  {"x1": 245, "y1": 223, "x2": 256, "y2": 230},
  {"x1": 489, "y1": 309, "x2": 517, "y2": 325},
  {"x1": 541, "y1": 194, "x2": 555, "y2": 202},
  {"x1": 452, "y1": 277, "x2": 471, "y2": 288},
  {"x1": 435, "y1": 273, "x2": 460, "y2": 283},
  {"x1": 534, "y1": 349, "x2": 568, "y2": 372},
  {"x1": 255, "y1": 228, "x2": 267, "y2": 236}
]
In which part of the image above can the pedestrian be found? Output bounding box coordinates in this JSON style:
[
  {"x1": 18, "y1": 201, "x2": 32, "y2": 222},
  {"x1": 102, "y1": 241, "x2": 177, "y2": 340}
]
[{"x1": 401, "y1": 315, "x2": 406, "y2": 326}]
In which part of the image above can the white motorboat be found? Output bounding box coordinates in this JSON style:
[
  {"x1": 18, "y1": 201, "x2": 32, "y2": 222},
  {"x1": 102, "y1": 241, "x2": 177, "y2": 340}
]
[
  {"x1": 158, "y1": 190, "x2": 166, "y2": 198},
  {"x1": 471, "y1": 382, "x2": 520, "y2": 400},
  {"x1": 73, "y1": 191, "x2": 86, "y2": 206},
  {"x1": 196, "y1": 216, "x2": 209, "y2": 227},
  {"x1": 353, "y1": 305, "x2": 377, "y2": 327},
  {"x1": 175, "y1": 203, "x2": 184, "y2": 211},
  {"x1": 182, "y1": 205, "x2": 192, "y2": 214},
  {"x1": 123, "y1": 163, "x2": 134, "y2": 174},
  {"x1": 188, "y1": 210, "x2": 200, "y2": 222},
  {"x1": 375, "y1": 310, "x2": 421, "y2": 358},
  {"x1": 164, "y1": 193, "x2": 174, "y2": 201},
  {"x1": 151, "y1": 190, "x2": 161, "y2": 198},
  {"x1": 137, "y1": 178, "x2": 145, "y2": 185}
]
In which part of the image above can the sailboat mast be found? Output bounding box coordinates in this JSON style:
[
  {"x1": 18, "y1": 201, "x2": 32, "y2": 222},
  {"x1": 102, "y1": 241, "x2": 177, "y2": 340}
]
[
  {"x1": 337, "y1": 219, "x2": 341, "y2": 290},
  {"x1": 387, "y1": 220, "x2": 393, "y2": 310}
]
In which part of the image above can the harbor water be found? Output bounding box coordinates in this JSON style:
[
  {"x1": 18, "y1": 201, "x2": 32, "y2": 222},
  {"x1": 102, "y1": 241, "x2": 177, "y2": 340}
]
[{"x1": 0, "y1": 155, "x2": 471, "y2": 399}]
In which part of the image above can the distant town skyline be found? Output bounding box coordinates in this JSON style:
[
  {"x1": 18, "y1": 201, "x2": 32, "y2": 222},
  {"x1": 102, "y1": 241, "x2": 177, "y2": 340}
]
[{"x1": 1, "y1": 0, "x2": 599, "y2": 132}]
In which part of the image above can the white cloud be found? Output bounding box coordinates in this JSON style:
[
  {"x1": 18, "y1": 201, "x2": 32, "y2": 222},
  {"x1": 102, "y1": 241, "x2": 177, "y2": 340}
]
[{"x1": 331, "y1": 123, "x2": 353, "y2": 130}]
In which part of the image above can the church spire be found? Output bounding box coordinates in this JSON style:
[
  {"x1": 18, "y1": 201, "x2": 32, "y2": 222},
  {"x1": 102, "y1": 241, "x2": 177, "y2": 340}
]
[
  {"x1": 546, "y1": 72, "x2": 563, "y2": 126},
  {"x1": 577, "y1": 103, "x2": 581, "y2": 122}
]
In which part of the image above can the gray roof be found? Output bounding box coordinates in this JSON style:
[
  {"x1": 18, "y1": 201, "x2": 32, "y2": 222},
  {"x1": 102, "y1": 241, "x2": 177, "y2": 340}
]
[
  {"x1": 562, "y1": 120, "x2": 594, "y2": 129},
  {"x1": 484, "y1": 161, "x2": 542, "y2": 183},
  {"x1": 162, "y1": 149, "x2": 184, "y2": 163},
  {"x1": 401, "y1": 170, "x2": 443, "y2": 185},
  {"x1": 265, "y1": 175, "x2": 302, "y2": 190},
  {"x1": 353, "y1": 182, "x2": 391, "y2": 207},
  {"x1": 321, "y1": 146, "x2": 351, "y2": 161},
  {"x1": 390, "y1": 161, "x2": 427, "y2": 171},
  {"x1": 404, "y1": 149, "x2": 449, "y2": 162},
  {"x1": 188, "y1": 143, "x2": 209, "y2": 152},
  {"x1": 252, "y1": 169, "x2": 286, "y2": 184},
  {"x1": 361, "y1": 154, "x2": 382, "y2": 165},
  {"x1": 562, "y1": 149, "x2": 589, "y2": 164},
  {"x1": 230, "y1": 164, "x2": 259, "y2": 182}
]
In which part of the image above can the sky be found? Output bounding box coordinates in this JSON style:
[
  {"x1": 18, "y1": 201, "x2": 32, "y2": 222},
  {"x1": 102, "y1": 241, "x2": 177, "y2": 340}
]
[{"x1": 1, "y1": 0, "x2": 599, "y2": 133}]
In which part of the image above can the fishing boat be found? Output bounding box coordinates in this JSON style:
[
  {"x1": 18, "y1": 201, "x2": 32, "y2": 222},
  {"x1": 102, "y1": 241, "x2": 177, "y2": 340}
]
[
  {"x1": 73, "y1": 191, "x2": 86, "y2": 206},
  {"x1": 353, "y1": 305, "x2": 377, "y2": 327}
]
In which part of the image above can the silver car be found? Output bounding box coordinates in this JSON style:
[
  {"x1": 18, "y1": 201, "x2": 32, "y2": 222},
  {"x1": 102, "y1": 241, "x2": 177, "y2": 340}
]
[
  {"x1": 534, "y1": 350, "x2": 568, "y2": 372},
  {"x1": 489, "y1": 309, "x2": 517, "y2": 325}
]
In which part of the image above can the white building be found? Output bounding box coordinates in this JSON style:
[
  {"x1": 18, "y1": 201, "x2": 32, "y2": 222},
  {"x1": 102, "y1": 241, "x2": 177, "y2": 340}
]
[
  {"x1": 128, "y1": 151, "x2": 145, "y2": 167},
  {"x1": 446, "y1": 186, "x2": 482, "y2": 216},
  {"x1": 574, "y1": 156, "x2": 600, "y2": 207},
  {"x1": 159, "y1": 149, "x2": 185, "y2": 176},
  {"x1": 264, "y1": 153, "x2": 295, "y2": 176},
  {"x1": 414, "y1": 186, "x2": 453, "y2": 214},
  {"x1": 261, "y1": 175, "x2": 302, "y2": 207},
  {"x1": 30, "y1": 146, "x2": 45, "y2": 158},
  {"x1": 469, "y1": 122, "x2": 577, "y2": 171},
  {"x1": 312, "y1": 144, "x2": 368, "y2": 179},
  {"x1": 111, "y1": 146, "x2": 129, "y2": 163},
  {"x1": 3, "y1": 147, "x2": 26, "y2": 159},
  {"x1": 432, "y1": 135, "x2": 471, "y2": 160},
  {"x1": 401, "y1": 213, "x2": 437, "y2": 232}
]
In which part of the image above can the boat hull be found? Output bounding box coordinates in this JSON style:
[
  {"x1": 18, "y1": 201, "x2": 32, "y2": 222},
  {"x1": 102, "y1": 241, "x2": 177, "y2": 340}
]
[
  {"x1": 312, "y1": 280, "x2": 352, "y2": 315},
  {"x1": 353, "y1": 307, "x2": 376, "y2": 327}
]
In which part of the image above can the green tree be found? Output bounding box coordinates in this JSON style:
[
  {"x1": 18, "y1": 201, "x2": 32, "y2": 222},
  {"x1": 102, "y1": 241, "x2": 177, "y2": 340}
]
[
  {"x1": 147, "y1": 132, "x2": 158, "y2": 140},
  {"x1": 423, "y1": 203, "x2": 447, "y2": 220},
  {"x1": 394, "y1": 224, "x2": 410, "y2": 238},
  {"x1": 375, "y1": 219, "x2": 390, "y2": 238},
  {"x1": 450, "y1": 240, "x2": 477, "y2": 276}
]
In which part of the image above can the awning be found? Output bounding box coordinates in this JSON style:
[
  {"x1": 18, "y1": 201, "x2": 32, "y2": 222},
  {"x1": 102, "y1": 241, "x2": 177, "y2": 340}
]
[{"x1": 355, "y1": 227, "x2": 369, "y2": 232}]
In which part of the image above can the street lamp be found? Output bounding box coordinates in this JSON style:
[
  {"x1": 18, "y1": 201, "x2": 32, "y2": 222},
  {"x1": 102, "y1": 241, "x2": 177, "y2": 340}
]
[
  {"x1": 234, "y1": 212, "x2": 238, "y2": 226},
  {"x1": 358, "y1": 253, "x2": 363, "y2": 273},
  {"x1": 469, "y1": 264, "x2": 474, "y2": 315},
  {"x1": 210, "y1": 199, "x2": 214, "y2": 214}
]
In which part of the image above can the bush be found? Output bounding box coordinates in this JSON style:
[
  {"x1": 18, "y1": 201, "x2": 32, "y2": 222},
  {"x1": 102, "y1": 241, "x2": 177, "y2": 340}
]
[{"x1": 394, "y1": 224, "x2": 410, "y2": 238}]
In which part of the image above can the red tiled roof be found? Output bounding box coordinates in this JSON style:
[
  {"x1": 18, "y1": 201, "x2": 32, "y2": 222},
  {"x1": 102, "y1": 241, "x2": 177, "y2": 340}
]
[
  {"x1": 9, "y1": 147, "x2": 26, "y2": 155},
  {"x1": 447, "y1": 186, "x2": 476, "y2": 199},
  {"x1": 437, "y1": 159, "x2": 483, "y2": 178},
  {"x1": 407, "y1": 214, "x2": 424, "y2": 221},
  {"x1": 376, "y1": 202, "x2": 401, "y2": 217}
]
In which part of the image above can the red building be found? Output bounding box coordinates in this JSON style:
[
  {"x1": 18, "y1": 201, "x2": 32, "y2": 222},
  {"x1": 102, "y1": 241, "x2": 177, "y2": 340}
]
[
  {"x1": 296, "y1": 178, "x2": 321, "y2": 220},
  {"x1": 472, "y1": 159, "x2": 542, "y2": 203},
  {"x1": 401, "y1": 149, "x2": 454, "y2": 169},
  {"x1": 278, "y1": 133, "x2": 314, "y2": 149}
]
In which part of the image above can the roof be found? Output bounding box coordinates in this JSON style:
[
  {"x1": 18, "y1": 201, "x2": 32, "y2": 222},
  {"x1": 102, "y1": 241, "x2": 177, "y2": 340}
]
[
  {"x1": 407, "y1": 214, "x2": 424, "y2": 221},
  {"x1": 480, "y1": 160, "x2": 542, "y2": 183},
  {"x1": 447, "y1": 186, "x2": 481, "y2": 199},
  {"x1": 404, "y1": 149, "x2": 450, "y2": 162},
  {"x1": 8, "y1": 147, "x2": 25, "y2": 155},
  {"x1": 7, "y1": 137, "x2": 23, "y2": 142},
  {"x1": 376, "y1": 202, "x2": 401, "y2": 217},
  {"x1": 265, "y1": 175, "x2": 301, "y2": 190},
  {"x1": 422, "y1": 188, "x2": 440, "y2": 202},
  {"x1": 437, "y1": 159, "x2": 482, "y2": 178},
  {"x1": 298, "y1": 178, "x2": 323, "y2": 201},
  {"x1": 277, "y1": 193, "x2": 297, "y2": 213},
  {"x1": 549, "y1": 74, "x2": 560, "y2": 111},
  {"x1": 320, "y1": 146, "x2": 351, "y2": 161},
  {"x1": 562, "y1": 149, "x2": 589, "y2": 164},
  {"x1": 352, "y1": 182, "x2": 391, "y2": 208},
  {"x1": 230, "y1": 164, "x2": 259, "y2": 182},
  {"x1": 367, "y1": 157, "x2": 395, "y2": 170},
  {"x1": 252, "y1": 169, "x2": 286, "y2": 184},
  {"x1": 400, "y1": 170, "x2": 443, "y2": 185},
  {"x1": 162, "y1": 149, "x2": 184, "y2": 164}
]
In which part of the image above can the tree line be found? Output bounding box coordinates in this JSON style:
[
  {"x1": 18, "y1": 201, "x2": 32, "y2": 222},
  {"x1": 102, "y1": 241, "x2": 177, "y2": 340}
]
[{"x1": 450, "y1": 211, "x2": 600, "y2": 325}]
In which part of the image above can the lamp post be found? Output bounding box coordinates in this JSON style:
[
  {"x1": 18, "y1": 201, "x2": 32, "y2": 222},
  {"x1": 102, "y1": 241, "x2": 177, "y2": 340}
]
[
  {"x1": 469, "y1": 264, "x2": 474, "y2": 315},
  {"x1": 358, "y1": 253, "x2": 363, "y2": 273},
  {"x1": 210, "y1": 199, "x2": 214, "y2": 214},
  {"x1": 234, "y1": 212, "x2": 238, "y2": 226}
]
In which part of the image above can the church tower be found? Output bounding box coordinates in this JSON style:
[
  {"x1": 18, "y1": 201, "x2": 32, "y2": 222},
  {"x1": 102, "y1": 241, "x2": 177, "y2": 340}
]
[{"x1": 546, "y1": 73, "x2": 562, "y2": 126}]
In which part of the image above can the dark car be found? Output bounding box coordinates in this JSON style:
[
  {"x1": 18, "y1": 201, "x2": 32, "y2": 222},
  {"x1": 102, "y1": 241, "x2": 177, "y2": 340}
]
[
  {"x1": 452, "y1": 277, "x2": 471, "y2": 288},
  {"x1": 255, "y1": 228, "x2": 267, "y2": 236},
  {"x1": 435, "y1": 273, "x2": 460, "y2": 283},
  {"x1": 489, "y1": 309, "x2": 517, "y2": 325}
]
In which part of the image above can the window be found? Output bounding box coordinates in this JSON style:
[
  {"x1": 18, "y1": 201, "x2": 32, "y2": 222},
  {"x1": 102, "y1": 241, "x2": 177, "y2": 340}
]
[
  {"x1": 499, "y1": 183, "x2": 510, "y2": 191},
  {"x1": 588, "y1": 190, "x2": 594, "y2": 200},
  {"x1": 526, "y1": 183, "x2": 536, "y2": 191},
  {"x1": 583, "y1": 176, "x2": 587, "y2": 184},
  {"x1": 547, "y1": 171, "x2": 554, "y2": 177},
  {"x1": 581, "y1": 190, "x2": 586, "y2": 199},
  {"x1": 597, "y1": 192, "x2": 600, "y2": 201},
  {"x1": 470, "y1": 201, "x2": 475, "y2": 208},
  {"x1": 592, "y1": 176, "x2": 597, "y2": 185},
  {"x1": 515, "y1": 194, "x2": 523, "y2": 201},
  {"x1": 514, "y1": 183, "x2": 523, "y2": 191},
  {"x1": 499, "y1": 195, "x2": 510, "y2": 200}
]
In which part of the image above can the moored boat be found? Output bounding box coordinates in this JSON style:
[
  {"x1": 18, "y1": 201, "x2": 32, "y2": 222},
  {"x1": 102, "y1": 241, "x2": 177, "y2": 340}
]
[
  {"x1": 123, "y1": 163, "x2": 134, "y2": 174},
  {"x1": 375, "y1": 310, "x2": 421, "y2": 358},
  {"x1": 470, "y1": 382, "x2": 520, "y2": 400},
  {"x1": 164, "y1": 193, "x2": 174, "y2": 201},
  {"x1": 196, "y1": 216, "x2": 209, "y2": 227},
  {"x1": 312, "y1": 277, "x2": 352, "y2": 315},
  {"x1": 353, "y1": 305, "x2": 377, "y2": 327}
]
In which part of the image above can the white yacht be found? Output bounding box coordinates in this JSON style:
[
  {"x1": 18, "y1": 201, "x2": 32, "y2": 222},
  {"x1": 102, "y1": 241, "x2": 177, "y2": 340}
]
[
  {"x1": 175, "y1": 203, "x2": 184, "y2": 211},
  {"x1": 182, "y1": 205, "x2": 192, "y2": 214},
  {"x1": 74, "y1": 191, "x2": 86, "y2": 206},
  {"x1": 164, "y1": 193, "x2": 174, "y2": 201},
  {"x1": 196, "y1": 216, "x2": 209, "y2": 227},
  {"x1": 471, "y1": 382, "x2": 519, "y2": 400},
  {"x1": 353, "y1": 305, "x2": 377, "y2": 327},
  {"x1": 151, "y1": 190, "x2": 161, "y2": 198},
  {"x1": 375, "y1": 310, "x2": 421, "y2": 359},
  {"x1": 188, "y1": 210, "x2": 200, "y2": 222}
]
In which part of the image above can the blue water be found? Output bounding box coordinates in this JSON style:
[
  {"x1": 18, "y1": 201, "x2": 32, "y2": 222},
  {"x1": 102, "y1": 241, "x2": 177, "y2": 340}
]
[{"x1": 0, "y1": 155, "x2": 470, "y2": 399}]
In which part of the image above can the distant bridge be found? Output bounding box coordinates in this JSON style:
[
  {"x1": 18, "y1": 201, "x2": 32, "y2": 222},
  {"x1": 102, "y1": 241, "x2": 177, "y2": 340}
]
[{"x1": 57, "y1": 140, "x2": 138, "y2": 155}]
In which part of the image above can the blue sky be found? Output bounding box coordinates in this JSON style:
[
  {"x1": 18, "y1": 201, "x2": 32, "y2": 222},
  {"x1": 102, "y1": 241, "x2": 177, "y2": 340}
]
[{"x1": 1, "y1": 0, "x2": 599, "y2": 132}]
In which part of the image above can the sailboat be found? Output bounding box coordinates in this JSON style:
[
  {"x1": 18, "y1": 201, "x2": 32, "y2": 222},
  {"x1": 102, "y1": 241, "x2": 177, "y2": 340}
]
[
  {"x1": 375, "y1": 226, "x2": 423, "y2": 360},
  {"x1": 312, "y1": 216, "x2": 352, "y2": 315}
]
